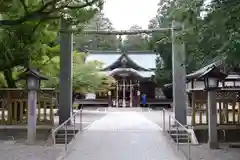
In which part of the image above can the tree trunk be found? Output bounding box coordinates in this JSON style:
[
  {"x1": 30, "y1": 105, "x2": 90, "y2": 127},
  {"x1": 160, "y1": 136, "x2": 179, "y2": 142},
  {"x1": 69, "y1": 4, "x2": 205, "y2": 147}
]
[{"x1": 3, "y1": 68, "x2": 16, "y2": 88}]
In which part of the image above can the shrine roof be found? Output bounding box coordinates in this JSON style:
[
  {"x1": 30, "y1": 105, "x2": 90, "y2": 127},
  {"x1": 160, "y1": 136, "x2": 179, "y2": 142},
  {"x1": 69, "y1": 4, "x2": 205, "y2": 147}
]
[
  {"x1": 186, "y1": 57, "x2": 224, "y2": 80},
  {"x1": 99, "y1": 69, "x2": 154, "y2": 78},
  {"x1": 86, "y1": 50, "x2": 158, "y2": 70}
]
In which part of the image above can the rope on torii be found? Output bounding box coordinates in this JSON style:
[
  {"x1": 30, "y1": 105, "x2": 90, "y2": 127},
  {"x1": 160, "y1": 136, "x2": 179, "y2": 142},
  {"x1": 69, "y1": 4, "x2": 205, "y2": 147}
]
[{"x1": 60, "y1": 27, "x2": 182, "y2": 35}]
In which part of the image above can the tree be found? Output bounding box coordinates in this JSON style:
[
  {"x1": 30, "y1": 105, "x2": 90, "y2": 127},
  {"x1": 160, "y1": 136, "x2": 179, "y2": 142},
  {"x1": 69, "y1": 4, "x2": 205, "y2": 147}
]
[
  {"x1": 74, "y1": 12, "x2": 118, "y2": 51},
  {"x1": 148, "y1": 0, "x2": 175, "y2": 86},
  {"x1": 0, "y1": 0, "x2": 104, "y2": 88},
  {"x1": 0, "y1": 20, "x2": 59, "y2": 87},
  {"x1": 123, "y1": 25, "x2": 149, "y2": 50},
  {"x1": 170, "y1": 0, "x2": 240, "y2": 69},
  {"x1": 29, "y1": 50, "x2": 115, "y2": 99},
  {"x1": 0, "y1": 0, "x2": 103, "y2": 26},
  {"x1": 150, "y1": 0, "x2": 240, "y2": 89}
]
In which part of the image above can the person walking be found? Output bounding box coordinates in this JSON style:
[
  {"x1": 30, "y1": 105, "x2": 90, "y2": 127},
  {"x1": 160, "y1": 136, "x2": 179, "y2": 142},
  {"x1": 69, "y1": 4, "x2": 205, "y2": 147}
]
[{"x1": 141, "y1": 93, "x2": 147, "y2": 107}]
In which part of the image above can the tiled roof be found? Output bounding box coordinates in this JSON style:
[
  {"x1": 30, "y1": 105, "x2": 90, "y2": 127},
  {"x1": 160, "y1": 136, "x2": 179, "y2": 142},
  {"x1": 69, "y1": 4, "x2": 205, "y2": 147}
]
[
  {"x1": 86, "y1": 50, "x2": 158, "y2": 69},
  {"x1": 99, "y1": 70, "x2": 154, "y2": 78},
  {"x1": 186, "y1": 57, "x2": 224, "y2": 80}
]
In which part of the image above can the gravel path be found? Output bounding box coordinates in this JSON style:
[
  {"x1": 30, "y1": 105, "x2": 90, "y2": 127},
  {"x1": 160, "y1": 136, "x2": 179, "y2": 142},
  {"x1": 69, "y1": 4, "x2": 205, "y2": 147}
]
[
  {"x1": 180, "y1": 143, "x2": 240, "y2": 160},
  {"x1": 0, "y1": 142, "x2": 64, "y2": 160},
  {"x1": 0, "y1": 109, "x2": 107, "y2": 160}
]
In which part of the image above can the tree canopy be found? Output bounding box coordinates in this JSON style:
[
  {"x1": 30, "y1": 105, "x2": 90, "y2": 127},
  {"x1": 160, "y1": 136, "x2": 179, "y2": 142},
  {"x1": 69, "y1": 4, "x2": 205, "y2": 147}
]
[
  {"x1": 1, "y1": 0, "x2": 240, "y2": 91},
  {"x1": 123, "y1": 25, "x2": 149, "y2": 51},
  {"x1": 0, "y1": 0, "x2": 103, "y2": 26},
  {"x1": 74, "y1": 12, "x2": 118, "y2": 51},
  {"x1": 0, "y1": 0, "x2": 115, "y2": 95},
  {"x1": 149, "y1": 0, "x2": 240, "y2": 85}
]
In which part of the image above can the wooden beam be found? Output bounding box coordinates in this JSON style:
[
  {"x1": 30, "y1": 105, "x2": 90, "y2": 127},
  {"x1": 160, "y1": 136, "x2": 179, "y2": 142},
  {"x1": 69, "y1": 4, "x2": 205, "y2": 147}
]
[{"x1": 60, "y1": 28, "x2": 172, "y2": 35}]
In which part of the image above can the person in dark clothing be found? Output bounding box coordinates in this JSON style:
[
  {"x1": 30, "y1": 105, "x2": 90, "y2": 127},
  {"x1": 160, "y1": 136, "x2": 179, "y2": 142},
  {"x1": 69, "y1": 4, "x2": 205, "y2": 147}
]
[{"x1": 141, "y1": 94, "x2": 147, "y2": 107}]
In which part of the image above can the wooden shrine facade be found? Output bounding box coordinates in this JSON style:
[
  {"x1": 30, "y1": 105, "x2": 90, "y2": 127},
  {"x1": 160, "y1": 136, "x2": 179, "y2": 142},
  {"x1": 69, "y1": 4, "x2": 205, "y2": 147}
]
[{"x1": 82, "y1": 50, "x2": 171, "y2": 107}]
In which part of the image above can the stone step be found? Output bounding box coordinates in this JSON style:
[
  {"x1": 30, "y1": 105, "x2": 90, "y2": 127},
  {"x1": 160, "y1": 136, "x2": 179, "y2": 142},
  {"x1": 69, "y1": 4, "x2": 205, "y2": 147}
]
[
  {"x1": 55, "y1": 129, "x2": 78, "y2": 144},
  {"x1": 108, "y1": 107, "x2": 143, "y2": 112}
]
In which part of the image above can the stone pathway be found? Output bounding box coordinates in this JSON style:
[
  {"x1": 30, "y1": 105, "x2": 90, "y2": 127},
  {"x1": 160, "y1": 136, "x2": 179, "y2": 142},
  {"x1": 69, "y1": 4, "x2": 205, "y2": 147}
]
[{"x1": 63, "y1": 112, "x2": 183, "y2": 160}]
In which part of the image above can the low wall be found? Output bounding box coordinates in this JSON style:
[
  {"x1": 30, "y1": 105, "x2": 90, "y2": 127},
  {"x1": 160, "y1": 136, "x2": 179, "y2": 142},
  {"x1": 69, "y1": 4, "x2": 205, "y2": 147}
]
[
  {"x1": 0, "y1": 128, "x2": 52, "y2": 141},
  {"x1": 194, "y1": 129, "x2": 240, "y2": 143}
]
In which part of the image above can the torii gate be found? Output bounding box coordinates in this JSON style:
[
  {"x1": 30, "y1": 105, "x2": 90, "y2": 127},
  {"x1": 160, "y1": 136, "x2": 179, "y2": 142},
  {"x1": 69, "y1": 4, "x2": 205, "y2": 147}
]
[{"x1": 58, "y1": 19, "x2": 187, "y2": 125}]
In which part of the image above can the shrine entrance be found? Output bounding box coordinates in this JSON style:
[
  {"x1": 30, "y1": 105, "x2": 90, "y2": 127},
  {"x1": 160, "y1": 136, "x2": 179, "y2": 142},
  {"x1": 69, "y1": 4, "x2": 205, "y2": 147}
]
[
  {"x1": 108, "y1": 67, "x2": 142, "y2": 108},
  {"x1": 115, "y1": 78, "x2": 139, "y2": 108}
]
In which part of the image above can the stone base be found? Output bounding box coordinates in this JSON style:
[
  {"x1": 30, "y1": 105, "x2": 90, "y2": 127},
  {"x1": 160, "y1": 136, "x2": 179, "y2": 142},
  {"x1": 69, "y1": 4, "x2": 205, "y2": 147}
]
[
  {"x1": 208, "y1": 141, "x2": 219, "y2": 149},
  {"x1": 25, "y1": 139, "x2": 36, "y2": 145}
]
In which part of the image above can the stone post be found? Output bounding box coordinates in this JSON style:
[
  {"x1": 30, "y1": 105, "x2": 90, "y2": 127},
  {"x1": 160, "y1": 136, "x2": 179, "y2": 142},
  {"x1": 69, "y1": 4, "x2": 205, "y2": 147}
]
[
  {"x1": 171, "y1": 20, "x2": 187, "y2": 125},
  {"x1": 137, "y1": 81, "x2": 140, "y2": 107},
  {"x1": 27, "y1": 89, "x2": 37, "y2": 144},
  {"x1": 130, "y1": 80, "x2": 133, "y2": 107},
  {"x1": 116, "y1": 81, "x2": 119, "y2": 108},
  {"x1": 122, "y1": 78, "x2": 126, "y2": 107},
  {"x1": 24, "y1": 68, "x2": 48, "y2": 144},
  {"x1": 108, "y1": 91, "x2": 112, "y2": 107},
  {"x1": 59, "y1": 18, "x2": 73, "y2": 124},
  {"x1": 208, "y1": 91, "x2": 219, "y2": 149},
  {"x1": 137, "y1": 90, "x2": 141, "y2": 107}
]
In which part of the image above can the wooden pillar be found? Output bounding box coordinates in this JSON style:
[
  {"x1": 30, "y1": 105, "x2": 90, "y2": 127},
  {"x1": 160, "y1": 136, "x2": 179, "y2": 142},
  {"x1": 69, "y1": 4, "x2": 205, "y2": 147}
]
[
  {"x1": 238, "y1": 102, "x2": 240, "y2": 123},
  {"x1": 232, "y1": 99, "x2": 236, "y2": 124},
  {"x1": 208, "y1": 91, "x2": 218, "y2": 149},
  {"x1": 116, "y1": 81, "x2": 119, "y2": 108},
  {"x1": 219, "y1": 101, "x2": 223, "y2": 124},
  {"x1": 108, "y1": 91, "x2": 112, "y2": 107},
  {"x1": 224, "y1": 101, "x2": 228, "y2": 123},
  {"x1": 206, "y1": 91, "x2": 209, "y2": 124},
  {"x1": 191, "y1": 91, "x2": 196, "y2": 125},
  {"x1": 137, "y1": 81, "x2": 140, "y2": 107},
  {"x1": 130, "y1": 80, "x2": 132, "y2": 107},
  {"x1": 123, "y1": 78, "x2": 126, "y2": 107}
]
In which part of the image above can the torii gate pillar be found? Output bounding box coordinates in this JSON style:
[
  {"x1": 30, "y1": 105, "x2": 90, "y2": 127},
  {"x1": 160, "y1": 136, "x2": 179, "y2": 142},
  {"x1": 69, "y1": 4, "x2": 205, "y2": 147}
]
[
  {"x1": 172, "y1": 21, "x2": 187, "y2": 125},
  {"x1": 59, "y1": 19, "x2": 73, "y2": 124}
]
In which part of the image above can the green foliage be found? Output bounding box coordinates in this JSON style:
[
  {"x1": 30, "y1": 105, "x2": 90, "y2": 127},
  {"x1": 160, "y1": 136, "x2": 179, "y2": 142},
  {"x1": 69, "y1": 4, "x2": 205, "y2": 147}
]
[
  {"x1": 148, "y1": 0, "x2": 174, "y2": 86},
  {"x1": 35, "y1": 51, "x2": 115, "y2": 94},
  {"x1": 74, "y1": 12, "x2": 118, "y2": 50},
  {"x1": 171, "y1": 0, "x2": 240, "y2": 66},
  {"x1": 123, "y1": 25, "x2": 150, "y2": 51},
  {"x1": 0, "y1": 0, "x2": 103, "y2": 26},
  {"x1": 0, "y1": 19, "x2": 59, "y2": 87},
  {"x1": 150, "y1": 0, "x2": 240, "y2": 86},
  {"x1": 0, "y1": 0, "x2": 106, "y2": 89}
]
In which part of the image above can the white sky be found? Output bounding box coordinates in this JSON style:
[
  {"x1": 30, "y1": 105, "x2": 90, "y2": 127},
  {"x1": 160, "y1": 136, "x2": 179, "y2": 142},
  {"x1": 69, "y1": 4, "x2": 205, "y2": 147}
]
[{"x1": 103, "y1": 0, "x2": 159, "y2": 30}]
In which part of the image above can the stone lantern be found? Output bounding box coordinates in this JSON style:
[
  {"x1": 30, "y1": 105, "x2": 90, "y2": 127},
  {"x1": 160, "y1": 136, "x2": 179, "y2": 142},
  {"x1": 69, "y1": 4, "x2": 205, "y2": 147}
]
[
  {"x1": 198, "y1": 65, "x2": 226, "y2": 91},
  {"x1": 19, "y1": 68, "x2": 48, "y2": 144},
  {"x1": 197, "y1": 65, "x2": 226, "y2": 149}
]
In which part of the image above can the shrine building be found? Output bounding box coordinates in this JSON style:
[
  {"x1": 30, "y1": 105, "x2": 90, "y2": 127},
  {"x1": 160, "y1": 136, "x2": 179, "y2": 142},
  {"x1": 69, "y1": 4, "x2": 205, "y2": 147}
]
[{"x1": 82, "y1": 50, "x2": 171, "y2": 108}]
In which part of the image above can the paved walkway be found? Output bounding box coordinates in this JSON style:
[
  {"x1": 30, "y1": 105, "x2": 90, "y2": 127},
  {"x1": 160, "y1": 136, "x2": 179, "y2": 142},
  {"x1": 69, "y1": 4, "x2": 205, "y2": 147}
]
[{"x1": 63, "y1": 112, "x2": 182, "y2": 160}]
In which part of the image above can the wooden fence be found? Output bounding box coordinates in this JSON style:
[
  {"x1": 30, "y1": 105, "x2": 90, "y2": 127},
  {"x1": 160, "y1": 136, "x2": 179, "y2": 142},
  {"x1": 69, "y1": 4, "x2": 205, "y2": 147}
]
[
  {"x1": 0, "y1": 88, "x2": 58, "y2": 125},
  {"x1": 191, "y1": 90, "x2": 240, "y2": 125}
]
